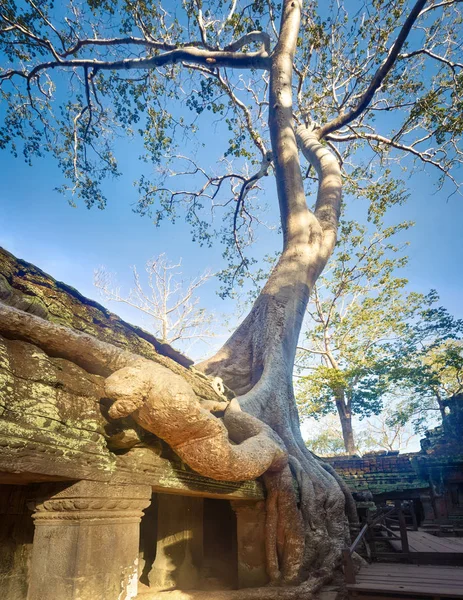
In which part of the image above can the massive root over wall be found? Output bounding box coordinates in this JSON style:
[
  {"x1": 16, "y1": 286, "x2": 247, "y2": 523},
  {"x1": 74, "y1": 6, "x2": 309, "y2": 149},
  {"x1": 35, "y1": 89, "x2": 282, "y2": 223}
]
[{"x1": 0, "y1": 300, "x2": 353, "y2": 599}]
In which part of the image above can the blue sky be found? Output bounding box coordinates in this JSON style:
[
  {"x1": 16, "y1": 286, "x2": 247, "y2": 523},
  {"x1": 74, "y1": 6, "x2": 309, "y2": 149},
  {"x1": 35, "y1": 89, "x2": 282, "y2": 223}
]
[
  {"x1": 1, "y1": 135, "x2": 462, "y2": 345},
  {"x1": 1, "y1": 0, "x2": 462, "y2": 360}
]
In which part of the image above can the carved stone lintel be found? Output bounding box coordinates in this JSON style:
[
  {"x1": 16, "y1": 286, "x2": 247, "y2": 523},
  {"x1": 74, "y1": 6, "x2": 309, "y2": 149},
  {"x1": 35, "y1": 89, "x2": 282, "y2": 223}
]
[{"x1": 29, "y1": 480, "x2": 150, "y2": 524}]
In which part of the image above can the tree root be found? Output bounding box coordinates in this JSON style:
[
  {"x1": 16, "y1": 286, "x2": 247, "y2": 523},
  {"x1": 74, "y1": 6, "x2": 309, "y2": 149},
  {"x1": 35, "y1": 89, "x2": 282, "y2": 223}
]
[{"x1": 106, "y1": 365, "x2": 289, "y2": 481}]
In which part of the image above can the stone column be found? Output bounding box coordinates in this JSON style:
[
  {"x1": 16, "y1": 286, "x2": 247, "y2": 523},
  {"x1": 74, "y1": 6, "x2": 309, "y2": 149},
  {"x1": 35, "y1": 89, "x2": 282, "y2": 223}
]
[
  {"x1": 231, "y1": 500, "x2": 268, "y2": 588},
  {"x1": 148, "y1": 493, "x2": 203, "y2": 590},
  {"x1": 27, "y1": 480, "x2": 151, "y2": 600}
]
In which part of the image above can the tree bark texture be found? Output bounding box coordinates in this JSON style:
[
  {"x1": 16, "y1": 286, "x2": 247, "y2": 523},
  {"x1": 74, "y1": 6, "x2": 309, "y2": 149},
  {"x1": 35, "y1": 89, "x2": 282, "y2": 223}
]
[{"x1": 338, "y1": 410, "x2": 357, "y2": 456}]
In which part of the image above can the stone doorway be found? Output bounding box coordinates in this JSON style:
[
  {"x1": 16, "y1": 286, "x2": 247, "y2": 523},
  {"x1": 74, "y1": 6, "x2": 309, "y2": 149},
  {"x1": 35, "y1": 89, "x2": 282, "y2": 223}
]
[{"x1": 138, "y1": 493, "x2": 238, "y2": 593}]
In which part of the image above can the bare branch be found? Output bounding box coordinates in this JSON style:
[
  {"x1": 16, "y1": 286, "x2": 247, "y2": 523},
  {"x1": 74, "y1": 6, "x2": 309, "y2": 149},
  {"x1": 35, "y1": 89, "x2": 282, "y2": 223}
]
[
  {"x1": 224, "y1": 31, "x2": 271, "y2": 54},
  {"x1": 317, "y1": 0, "x2": 428, "y2": 139},
  {"x1": 419, "y1": 0, "x2": 463, "y2": 15},
  {"x1": 400, "y1": 47, "x2": 463, "y2": 70},
  {"x1": 0, "y1": 46, "x2": 270, "y2": 85},
  {"x1": 94, "y1": 255, "x2": 216, "y2": 350},
  {"x1": 327, "y1": 130, "x2": 461, "y2": 192}
]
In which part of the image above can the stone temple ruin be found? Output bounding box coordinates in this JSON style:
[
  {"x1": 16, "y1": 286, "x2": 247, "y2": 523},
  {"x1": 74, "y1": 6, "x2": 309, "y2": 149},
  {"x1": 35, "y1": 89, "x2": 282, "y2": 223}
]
[
  {"x1": 0, "y1": 246, "x2": 462, "y2": 600},
  {"x1": 0, "y1": 247, "x2": 267, "y2": 600},
  {"x1": 325, "y1": 396, "x2": 463, "y2": 533}
]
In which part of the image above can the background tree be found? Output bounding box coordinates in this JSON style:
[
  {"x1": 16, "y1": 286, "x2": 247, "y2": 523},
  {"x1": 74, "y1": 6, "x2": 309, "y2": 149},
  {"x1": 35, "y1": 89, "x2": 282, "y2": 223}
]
[
  {"x1": 303, "y1": 410, "x2": 416, "y2": 456},
  {"x1": 386, "y1": 303, "x2": 463, "y2": 431},
  {"x1": 360, "y1": 409, "x2": 417, "y2": 453},
  {"x1": 296, "y1": 218, "x2": 425, "y2": 453},
  {"x1": 304, "y1": 414, "x2": 346, "y2": 456},
  {"x1": 94, "y1": 254, "x2": 215, "y2": 353},
  {"x1": 1, "y1": 0, "x2": 463, "y2": 593}
]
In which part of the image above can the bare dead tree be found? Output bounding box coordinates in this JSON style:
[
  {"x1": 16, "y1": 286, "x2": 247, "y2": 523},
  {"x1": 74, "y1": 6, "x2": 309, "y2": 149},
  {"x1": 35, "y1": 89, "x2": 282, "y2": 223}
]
[
  {"x1": 361, "y1": 410, "x2": 417, "y2": 454},
  {"x1": 94, "y1": 254, "x2": 215, "y2": 351}
]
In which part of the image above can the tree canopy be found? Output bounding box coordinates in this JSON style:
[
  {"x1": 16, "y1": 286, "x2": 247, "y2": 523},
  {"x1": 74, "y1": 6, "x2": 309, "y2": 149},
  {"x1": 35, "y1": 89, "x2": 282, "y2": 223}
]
[
  {"x1": 295, "y1": 217, "x2": 427, "y2": 452},
  {"x1": 386, "y1": 301, "x2": 463, "y2": 431},
  {"x1": 296, "y1": 214, "x2": 463, "y2": 451},
  {"x1": 1, "y1": 0, "x2": 462, "y2": 293}
]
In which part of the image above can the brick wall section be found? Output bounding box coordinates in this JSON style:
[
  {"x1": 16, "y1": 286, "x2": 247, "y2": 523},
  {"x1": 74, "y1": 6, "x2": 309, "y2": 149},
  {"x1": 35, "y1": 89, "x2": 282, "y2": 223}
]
[{"x1": 325, "y1": 453, "x2": 429, "y2": 495}]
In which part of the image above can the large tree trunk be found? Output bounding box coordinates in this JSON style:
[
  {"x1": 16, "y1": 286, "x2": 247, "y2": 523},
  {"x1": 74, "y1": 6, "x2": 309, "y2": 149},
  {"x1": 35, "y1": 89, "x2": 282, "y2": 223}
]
[
  {"x1": 196, "y1": 0, "x2": 357, "y2": 591},
  {"x1": 339, "y1": 413, "x2": 356, "y2": 455}
]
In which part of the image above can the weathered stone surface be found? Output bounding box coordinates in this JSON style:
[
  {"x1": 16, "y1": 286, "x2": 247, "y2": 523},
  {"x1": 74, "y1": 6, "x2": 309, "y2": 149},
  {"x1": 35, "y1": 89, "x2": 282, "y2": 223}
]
[
  {"x1": 0, "y1": 332, "x2": 264, "y2": 498},
  {"x1": 27, "y1": 480, "x2": 152, "y2": 600},
  {"x1": 115, "y1": 448, "x2": 264, "y2": 500},
  {"x1": 231, "y1": 501, "x2": 267, "y2": 589},
  {"x1": 325, "y1": 401, "x2": 463, "y2": 518},
  {"x1": 325, "y1": 453, "x2": 429, "y2": 496},
  {"x1": 0, "y1": 246, "x2": 265, "y2": 499},
  {"x1": 0, "y1": 333, "x2": 263, "y2": 496},
  {"x1": 0, "y1": 334, "x2": 114, "y2": 482}
]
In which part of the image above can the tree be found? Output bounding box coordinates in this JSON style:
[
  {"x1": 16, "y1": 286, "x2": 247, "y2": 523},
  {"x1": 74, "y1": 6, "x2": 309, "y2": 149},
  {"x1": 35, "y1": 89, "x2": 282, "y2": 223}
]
[
  {"x1": 360, "y1": 409, "x2": 417, "y2": 453},
  {"x1": 303, "y1": 411, "x2": 416, "y2": 456},
  {"x1": 296, "y1": 218, "x2": 425, "y2": 453},
  {"x1": 304, "y1": 415, "x2": 346, "y2": 456},
  {"x1": 387, "y1": 302, "x2": 463, "y2": 432},
  {"x1": 94, "y1": 253, "x2": 215, "y2": 352},
  {"x1": 1, "y1": 0, "x2": 462, "y2": 594}
]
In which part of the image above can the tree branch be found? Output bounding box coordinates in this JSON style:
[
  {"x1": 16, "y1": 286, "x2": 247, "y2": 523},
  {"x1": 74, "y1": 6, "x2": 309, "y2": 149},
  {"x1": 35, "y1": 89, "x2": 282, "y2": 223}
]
[
  {"x1": 296, "y1": 125, "x2": 342, "y2": 273},
  {"x1": 224, "y1": 31, "x2": 271, "y2": 54},
  {"x1": 327, "y1": 130, "x2": 460, "y2": 190},
  {"x1": 400, "y1": 47, "x2": 463, "y2": 70},
  {"x1": 62, "y1": 36, "x2": 205, "y2": 57},
  {"x1": 419, "y1": 0, "x2": 463, "y2": 15},
  {"x1": 0, "y1": 46, "x2": 270, "y2": 84},
  {"x1": 317, "y1": 0, "x2": 428, "y2": 139}
]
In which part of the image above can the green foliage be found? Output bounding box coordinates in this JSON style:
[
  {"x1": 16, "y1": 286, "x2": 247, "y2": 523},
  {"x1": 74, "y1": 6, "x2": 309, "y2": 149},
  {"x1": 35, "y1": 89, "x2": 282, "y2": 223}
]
[
  {"x1": 296, "y1": 216, "x2": 429, "y2": 447},
  {"x1": 384, "y1": 304, "x2": 463, "y2": 432},
  {"x1": 298, "y1": 364, "x2": 390, "y2": 421},
  {"x1": 1, "y1": 0, "x2": 462, "y2": 296},
  {"x1": 297, "y1": 218, "x2": 463, "y2": 441}
]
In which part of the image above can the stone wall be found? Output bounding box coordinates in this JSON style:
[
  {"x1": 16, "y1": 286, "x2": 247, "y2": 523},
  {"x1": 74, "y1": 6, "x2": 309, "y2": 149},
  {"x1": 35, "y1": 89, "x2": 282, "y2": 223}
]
[
  {"x1": 325, "y1": 452, "x2": 429, "y2": 496},
  {"x1": 326, "y1": 421, "x2": 463, "y2": 527},
  {"x1": 0, "y1": 247, "x2": 266, "y2": 600}
]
